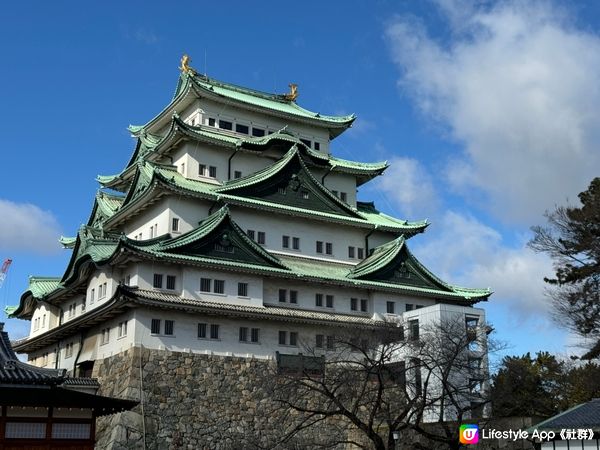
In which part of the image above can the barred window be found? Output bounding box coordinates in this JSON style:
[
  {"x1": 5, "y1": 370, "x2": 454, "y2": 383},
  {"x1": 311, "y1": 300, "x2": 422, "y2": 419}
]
[
  {"x1": 166, "y1": 275, "x2": 176, "y2": 290},
  {"x1": 316, "y1": 241, "x2": 323, "y2": 253},
  {"x1": 315, "y1": 293, "x2": 323, "y2": 307},
  {"x1": 153, "y1": 273, "x2": 163, "y2": 289},
  {"x1": 238, "y1": 282, "x2": 248, "y2": 297},
  {"x1": 325, "y1": 242, "x2": 333, "y2": 255},
  {"x1": 289, "y1": 332, "x2": 298, "y2": 346},
  {"x1": 282, "y1": 235, "x2": 290, "y2": 248},
  {"x1": 251, "y1": 328, "x2": 260, "y2": 343},
  {"x1": 290, "y1": 290, "x2": 298, "y2": 304},
  {"x1": 239, "y1": 327, "x2": 248, "y2": 342},
  {"x1": 350, "y1": 298, "x2": 358, "y2": 311},
  {"x1": 151, "y1": 319, "x2": 161, "y2": 334},
  {"x1": 214, "y1": 279, "x2": 225, "y2": 294},
  {"x1": 279, "y1": 289, "x2": 287, "y2": 302},
  {"x1": 360, "y1": 299, "x2": 368, "y2": 312},
  {"x1": 198, "y1": 323, "x2": 207, "y2": 338},
  {"x1": 316, "y1": 334, "x2": 324, "y2": 348},
  {"x1": 257, "y1": 231, "x2": 266, "y2": 244},
  {"x1": 210, "y1": 324, "x2": 220, "y2": 339},
  {"x1": 200, "y1": 278, "x2": 211, "y2": 292},
  {"x1": 292, "y1": 237, "x2": 300, "y2": 250},
  {"x1": 326, "y1": 295, "x2": 334, "y2": 308},
  {"x1": 165, "y1": 320, "x2": 174, "y2": 336}
]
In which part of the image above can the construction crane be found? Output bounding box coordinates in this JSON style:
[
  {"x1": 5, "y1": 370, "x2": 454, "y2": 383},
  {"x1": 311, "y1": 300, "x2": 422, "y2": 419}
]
[{"x1": 0, "y1": 259, "x2": 12, "y2": 290}]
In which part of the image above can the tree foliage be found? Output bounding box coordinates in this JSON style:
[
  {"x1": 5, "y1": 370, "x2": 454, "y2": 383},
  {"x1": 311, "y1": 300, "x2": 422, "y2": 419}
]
[
  {"x1": 492, "y1": 352, "x2": 600, "y2": 418},
  {"x1": 529, "y1": 177, "x2": 600, "y2": 358},
  {"x1": 491, "y1": 352, "x2": 564, "y2": 417}
]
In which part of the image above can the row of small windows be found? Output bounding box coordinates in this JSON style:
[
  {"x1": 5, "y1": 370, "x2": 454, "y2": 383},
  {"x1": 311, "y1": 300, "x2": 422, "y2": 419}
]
[
  {"x1": 199, "y1": 164, "x2": 217, "y2": 178},
  {"x1": 152, "y1": 275, "x2": 250, "y2": 297},
  {"x1": 282, "y1": 235, "x2": 300, "y2": 250},
  {"x1": 246, "y1": 229, "x2": 266, "y2": 244},
  {"x1": 134, "y1": 218, "x2": 180, "y2": 241},
  {"x1": 153, "y1": 274, "x2": 177, "y2": 290},
  {"x1": 331, "y1": 190, "x2": 348, "y2": 202},
  {"x1": 204, "y1": 116, "x2": 322, "y2": 151},
  {"x1": 33, "y1": 314, "x2": 47, "y2": 331},
  {"x1": 151, "y1": 319, "x2": 175, "y2": 336},
  {"x1": 316, "y1": 241, "x2": 333, "y2": 255},
  {"x1": 386, "y1": 302, "x2": 425, "y2": 314},
  {"x1": 100, "y1": 320, "x2": 129, "y2": 345}
]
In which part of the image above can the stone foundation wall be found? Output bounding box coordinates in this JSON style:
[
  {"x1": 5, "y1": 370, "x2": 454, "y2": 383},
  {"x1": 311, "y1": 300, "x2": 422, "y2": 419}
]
[
  {"x1": 92, "y1": 347, "x2": 350, "y2": 449},
  {"x1": 92, "y1": 347, "x2": 540, "y2": 450}
]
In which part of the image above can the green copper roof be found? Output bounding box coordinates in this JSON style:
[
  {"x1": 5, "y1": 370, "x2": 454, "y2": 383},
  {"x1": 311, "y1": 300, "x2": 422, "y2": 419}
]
[
  {"x1": 140, "y1": 72, "x2": 355, "y2": 141},
  {"x1": 10, "y1": 212, "x2": 487, "y2": 320},
  {"x1": 128, "y1": 205, "x2": 288, "y2": 270},
  {"x1": 104, "y1": 159, "x2": 426, "y2": 235},
  {"x1": 27, "y1": 276, "x2": 62, "y2": 298},
  {"x1": 7, "y1": 276, "x2": 63, "y2": 319},
  {"x1": 347, "y1": 236, "x2": 491, "y2": 298},
  {"x1": 106, "y1": 116, "x2": 386, "y2": 191},
  {"x1": 59, "y1": 236, "x2": 77, "y2": 249},
  {"x1": 86, "y1": 190, "x2": 125, "y2": 228},
  {"x1": 188, "y1": 74, "x2": 356, "y2": 131},
  {"x1": 216, "y1": 145, "x2": 362, "y2": 218}
]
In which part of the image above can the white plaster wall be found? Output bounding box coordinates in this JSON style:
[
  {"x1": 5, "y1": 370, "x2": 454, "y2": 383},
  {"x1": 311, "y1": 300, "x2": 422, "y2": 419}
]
[
  {"x1": 133, "y1": 308, "x2": 353, "y2": 358},
  {"x1": 135, "y1": 262, "x2": 182, "y2": 292},
  {"x1": 181, "y1": 266, "x2": 263, "y2": 308},
  {"x1": 84, "y1": 269, "x2": 119, "y2": 314},
  {"x1": 124, "y1": 198, "x2": 172, "y2": 240},
  {"x1": 230, "y1": 206, "x2": 394, "y2": 263},
  {"x1": 30, "y1": 303, "x2": 60, "y2": 336},
  {"x1": 190, "y1": 97, "x2": 331, "y2": 153},
  {"x1": 310, "y1": 170, "x2": 357, "y2": 207}
]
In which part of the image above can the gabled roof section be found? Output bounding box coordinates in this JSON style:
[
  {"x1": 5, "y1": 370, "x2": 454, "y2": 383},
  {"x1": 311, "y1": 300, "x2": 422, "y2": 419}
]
[
  {"x1": 531, "y1": 398, "x2": 600, "y2": 431},
  {"x1": 137, "y1": 71, "x2": 354, "y2": 140},
  {"x1": 106, "y1": 116, "x2": 386, "y2": 188},
  {"x1": 6, "y1": 276, "x2": 63, "y2": 319},
  {"x1": 186, "y1": 73, "x2": 356, "y2": 139},
  {"x1": 102, "y1": 159, "x2": 426, "y2": 235},
  {"x1": 0, "y1": 323, "x2": 66, "y2": 384},
  {"x1": 86, "y1": 190, "x2": 125, "y2": 228},
  {"x1": 356, "y1": 202, "x2": 428, "y2": 231},
  {"x1": 60, "y1": 227, "x2": 120, "y2": 286},
  {"x1": 216, "y1": 146, "x2": 363, "y2": 219},
  {"x1": 126, "y1": 205, "x2": 288, "y2": 270},
  {"x1": 348, "y1": 237, "x2": 491, "y2": 300}
]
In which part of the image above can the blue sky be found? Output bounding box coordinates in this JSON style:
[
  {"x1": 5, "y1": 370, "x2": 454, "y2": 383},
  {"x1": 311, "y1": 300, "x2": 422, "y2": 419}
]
[{"x1": 2, "y1": 0, "x2": 600, "y2": 365}]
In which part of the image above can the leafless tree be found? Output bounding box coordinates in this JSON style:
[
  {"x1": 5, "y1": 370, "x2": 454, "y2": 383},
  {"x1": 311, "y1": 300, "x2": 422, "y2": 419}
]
[{"x1": 266, "y1": 316, "x2": 495, "y2": 450}]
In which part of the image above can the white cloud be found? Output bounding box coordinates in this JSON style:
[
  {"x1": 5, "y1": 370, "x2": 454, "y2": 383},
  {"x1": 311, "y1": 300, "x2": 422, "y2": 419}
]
[
  {"x1": 0, "y1": 199, "x2": 62, "y2": 254},
  {"x1": 413, "y1": 210, "x2": 553, "y2": 316},
  {"x1": 386, "y1": 1, "x2": 600, "y2": 223},
  {"x1": 372, "y1": 157, "x2": 439, "y2": 219}
]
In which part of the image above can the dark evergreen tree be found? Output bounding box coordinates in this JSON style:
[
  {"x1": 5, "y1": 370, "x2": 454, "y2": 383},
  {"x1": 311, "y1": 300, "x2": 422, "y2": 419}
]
[
  {"x1": 529, "y1": 177, "x2": 600, "y2": 358},
  {"x1": 491, "y1": 352, "x2": 564, "y2": 417}
]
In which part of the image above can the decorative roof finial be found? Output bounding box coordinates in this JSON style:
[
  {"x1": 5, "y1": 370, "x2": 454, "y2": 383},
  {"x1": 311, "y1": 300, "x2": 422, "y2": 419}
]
[
  {"x1": 284, "y1": 83, "x2": 298, "y2": 101},
  {"x1": 179, "y1": 54, "x2": 196, "y2": 75}
]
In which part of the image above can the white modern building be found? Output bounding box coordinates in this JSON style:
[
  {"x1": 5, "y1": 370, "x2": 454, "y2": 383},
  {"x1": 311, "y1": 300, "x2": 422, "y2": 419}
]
[{"x1": 8, "y1": 56, "x2": 491, "y2": 415}]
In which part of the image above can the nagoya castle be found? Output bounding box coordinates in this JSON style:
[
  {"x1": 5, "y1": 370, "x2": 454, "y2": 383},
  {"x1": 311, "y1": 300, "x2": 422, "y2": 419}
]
[{"x1": 8, "y1": 55, "x2": 491, "y2": 448}]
